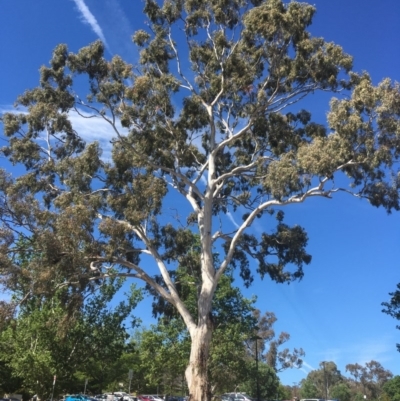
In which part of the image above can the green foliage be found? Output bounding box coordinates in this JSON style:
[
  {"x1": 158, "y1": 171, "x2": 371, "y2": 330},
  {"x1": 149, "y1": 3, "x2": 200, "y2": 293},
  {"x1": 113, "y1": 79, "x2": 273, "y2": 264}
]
[
  {"x1": 330, "y1": 382, "x2": 352, "y2": 401},
  {"x1": 139, "y1": 272, "x2": 257, "y2": 395},
  {"x1": 382, "y1": 375, "x2": 400, "y2": 401},
  {"x1": 138, "y1": 320, "x2": 190, "y2": 394},
  {"x1": 346, "y1": 360, "x2": 393, "y2": 400},
  {"x1": 299, "y1": 378, "x2": 319, "y2": 399},
  {"x1": 300, "y1": 361, "x2": 343, "y2": 399},
  {"x1": 277, "y1": 383, "x2": 293, "y2": 401},
  {"x1": 0, "y1": 280, "x2": 142, "y2": 397},
  {"x1": 138, "y1": 260, "x2": 300, "y2": 396},
  {"x1": 353, "y1": 393, "x2": 367, "y2": 401},
  {"x1": 240, "y1": 362, "x2": 280, "y2": 400},
  {"x1": 0, "y1": 359, "x2": 23, "y2": 396},
  {"x1": 382, "y1": 283, "x2": 400, "y2": 352},
  {"x1": 298, "y1": 360, "x2": 394, "y2": 401},
  {"x1": 2, "y1": 1, "x2": 400, "y2": 399}
]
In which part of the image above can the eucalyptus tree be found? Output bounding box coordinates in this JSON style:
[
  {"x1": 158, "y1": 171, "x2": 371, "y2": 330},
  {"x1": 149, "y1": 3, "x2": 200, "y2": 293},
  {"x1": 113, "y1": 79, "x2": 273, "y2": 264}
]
[
  {"x1": 346, "y1": 361, "x2": 393, "y2": 400},
  {"x1": 303, "y1": 361, "x2": 343, "y2": 399},
  {"x1": 2, "y1": 0, "x2": 400, "y2": 400},
  {"x1": 248, "y1": 309, "x2": 304, "y2": 373},
  {"x1": 383, "y1": 283, "x2": 400, "y2": 352}
]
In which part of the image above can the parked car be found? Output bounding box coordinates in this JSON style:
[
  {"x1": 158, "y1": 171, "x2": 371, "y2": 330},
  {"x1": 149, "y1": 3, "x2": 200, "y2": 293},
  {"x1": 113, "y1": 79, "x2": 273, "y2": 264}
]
[
  {"x1": 222, "y1": 394, "x2": 255, "y2": 401},
  {"x1": 165, "y1": 397, "x2": 187, "y2": 401},
  {"x1": 114, "y1": 393, "x2": 134, "y2": 401},
  {"x1": 300, "y1": 399, "x2": 325, "y2": 401},
  {"x1": 144, "y1": 396, "x2": 164, "y2": 401},
  {"x1": 65, "y1": 395, "x2": 92, "y2": 401},
  {"x1": 137, "y1": 396, "x2": 151, "y2": 401},
  {"x1": 218, "y1": 395, "x2": 235, "y2": 401}
]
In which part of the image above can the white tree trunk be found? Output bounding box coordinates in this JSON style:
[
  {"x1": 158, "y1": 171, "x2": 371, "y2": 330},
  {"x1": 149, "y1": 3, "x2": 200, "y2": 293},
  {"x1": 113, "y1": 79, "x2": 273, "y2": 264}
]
[{"x1": 185, "y1": 321, "x2": 213, "y2": 401}]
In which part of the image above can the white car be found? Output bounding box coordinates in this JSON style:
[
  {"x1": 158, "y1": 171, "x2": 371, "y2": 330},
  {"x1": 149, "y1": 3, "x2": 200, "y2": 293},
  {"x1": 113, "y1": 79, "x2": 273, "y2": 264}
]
[
  {"x1": 144, "y1": 396, "x2": 164, "y2": 401},
  {"x1": 223, "y1": 394, "x2": 255, "y2": 401},
  {"x1": 112, "y1": 393, "x2": 134, "y2": 401}
]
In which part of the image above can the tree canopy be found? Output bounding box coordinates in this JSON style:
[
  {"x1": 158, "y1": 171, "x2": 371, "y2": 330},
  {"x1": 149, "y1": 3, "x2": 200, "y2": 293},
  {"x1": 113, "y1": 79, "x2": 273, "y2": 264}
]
[
  {"x1": 382, "y1": 375, "x2": 400, "y2": 401},
  {"x1": 382, "y1": 283, "x2": 400, "y2": 352},
  {"x1": 299, "y1": 360, "x2": 393, "y2": 401},
  {"x1": 1, "y1": 0, "x2": 400, "y2": 400},
  {"x1": 0, "y1": 279, "x2": 142, "y2": 398}
]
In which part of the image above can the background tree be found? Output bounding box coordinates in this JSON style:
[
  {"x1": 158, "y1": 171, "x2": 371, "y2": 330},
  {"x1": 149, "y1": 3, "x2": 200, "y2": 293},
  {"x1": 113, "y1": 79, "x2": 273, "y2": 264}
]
[
  {"x1": 382, "y1": 283, "x2": 400, "y2": 352},
  {"x1": 0, "y1": 302, "x2": 23, "y2": 395},
  {"x1": 71, "y1": 283, "x2": 143, "y2": 394},
  {"x1": 346, "y1": 360, "x2": 393, "y2": 400},
  {"x1": 248, "y1": 310, "x2": 304, "y2": 373},
  {"x1": 382, "y1": 375, "x2": 400, "y2": 401},
  {"x1": 240, "y1": 362, "x2": 280, "y2": 400},
  {"x1": 346, "y1": 363, "x2": 365, "y2": 392},
  {"x1": 139, "y1": 263, "x2": 303, "y2": 397},
  {"x1": 329, "y1": 382, "x2": 352, "y2": 401},
  {"x1": 137, "y1": 319, "x2": 190, "y2": 395},
  {"x1": 299, "y1": 378, "x2": 319, "y2": 399},
  {"x1": 300, "y1": 361, "x2": 343, "y2": 398},
  {"x1": 2, "y1": 0, "x2": 400, "y2": 400},
  {"x1": 139, "y1": 272, "x2": 287, "y2": 396},
  {"x1": 207, "y1": 279, "x2": 257, "y2": 395},
  {"x1": 0, "y1": 280, "x2": 142, "y2": 398},
  {"x1": 278, "y1": 384, "x2": 293, "y2": 401}
]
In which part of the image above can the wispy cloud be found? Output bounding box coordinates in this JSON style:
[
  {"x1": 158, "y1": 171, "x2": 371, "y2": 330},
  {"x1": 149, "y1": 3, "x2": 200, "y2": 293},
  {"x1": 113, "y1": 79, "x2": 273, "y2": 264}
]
[
  {"x1": 0, "y1": 106, "x2": 126, "y2": 162},
  {"x1": 71, "y1": 0, "x2": 139, "y2": 63},
  {"x1": 297, "y1": 360, "x2": 315, "y2": 375},
  {"x1": 226, "y1": 210, "x2": 240, "y2": 229},
  {"x1": 100, "y1": 0, "x2": 138, "y2": 62},
  {"x1": 67, "y1": 109, "x2": 119, "y2": 160},
  {"x1": 318, "y1": 336, "x2": 395, "y2": 374},
  {"x1": 71, "y1": 0, "x2": 110, "y2": 50},
  {"x1": 302, "y1": 361, "x2": 315, "y2": 371}
]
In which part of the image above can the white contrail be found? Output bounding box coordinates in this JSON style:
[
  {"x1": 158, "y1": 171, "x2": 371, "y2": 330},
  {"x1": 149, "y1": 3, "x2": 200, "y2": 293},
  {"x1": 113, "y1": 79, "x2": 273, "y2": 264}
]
[
  {"x1": 301, "y1": 361, "x2": 314, "y2": 371},
  {"x1": 72, "y1": 0, "x2": 110, "y2": 49},
  {"x1": 226, "y1": 210, "x2": 240, "y2": 229}
]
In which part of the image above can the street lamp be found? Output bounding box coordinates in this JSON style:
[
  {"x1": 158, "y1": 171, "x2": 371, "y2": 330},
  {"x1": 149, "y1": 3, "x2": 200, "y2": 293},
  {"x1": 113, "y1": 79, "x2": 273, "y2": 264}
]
[
  {"x1": 250, "y1": 335, "x2": 262, "y2": 401},
  {"x1": 292, "y1": 382, "x2": 298, "y2": 399}
]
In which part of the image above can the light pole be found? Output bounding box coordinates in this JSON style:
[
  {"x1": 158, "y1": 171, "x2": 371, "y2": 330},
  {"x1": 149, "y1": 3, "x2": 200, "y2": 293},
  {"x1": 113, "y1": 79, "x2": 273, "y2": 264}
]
[
  {"x1": 255, "y1": 339, "x2": 260, "y2": 401},
  {"x1": 293, "y1": 382, "x2": 298, "y2": 399},
  {"x1": 251, "y1": 335, "x2": 262, "y2": 401},
  {"x1": 128, "y1": 369, "x2": 133, "y2": 394}
]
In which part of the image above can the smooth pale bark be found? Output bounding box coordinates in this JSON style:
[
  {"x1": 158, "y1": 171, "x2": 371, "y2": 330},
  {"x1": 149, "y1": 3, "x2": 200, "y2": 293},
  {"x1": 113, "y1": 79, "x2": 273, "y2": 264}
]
[
  {"x1": 185, "y1": 242, "x2": 216, "y2": 401},
  {"x1": 186, "y1": 321, "x2": 213, "y2": 401}
]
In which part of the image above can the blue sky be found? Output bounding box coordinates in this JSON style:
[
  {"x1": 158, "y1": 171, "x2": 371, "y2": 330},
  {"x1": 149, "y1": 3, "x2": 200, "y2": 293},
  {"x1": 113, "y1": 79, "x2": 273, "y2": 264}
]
[{"x1": 1, "y1": 0, "x2": 400, "y2": 387}]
